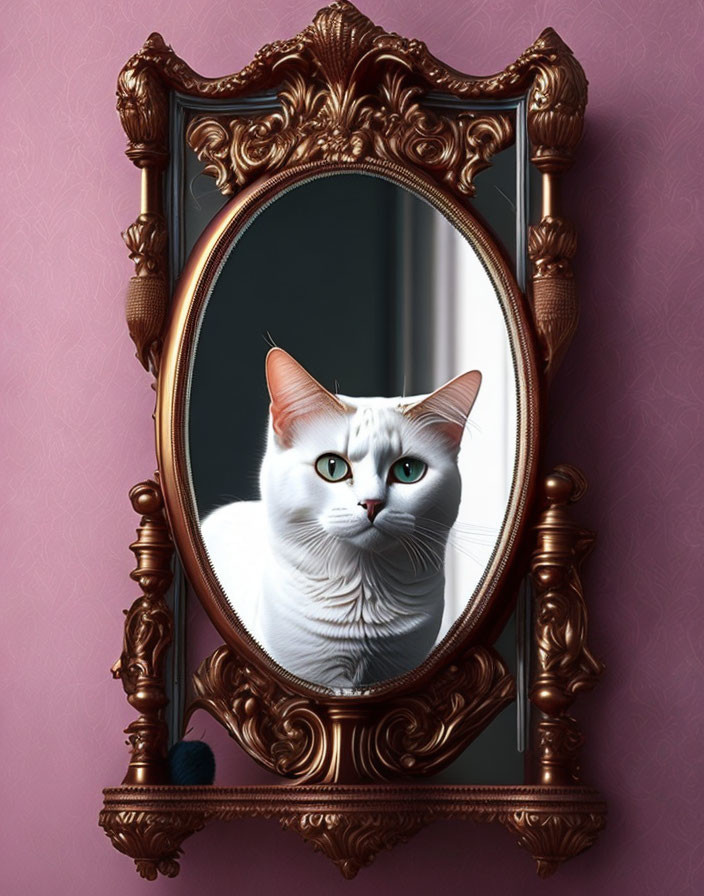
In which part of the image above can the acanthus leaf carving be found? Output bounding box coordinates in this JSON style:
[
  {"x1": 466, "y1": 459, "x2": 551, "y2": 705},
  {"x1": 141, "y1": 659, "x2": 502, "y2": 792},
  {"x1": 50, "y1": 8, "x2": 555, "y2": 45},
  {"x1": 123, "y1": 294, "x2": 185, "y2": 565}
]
[
  {"x1": 188, "y1": 645, "x2": 331, "y2": 782},
  {"x1": 122, "y1": 213, "x2": 168, "y2": 371},
  {"x1": 100, "y1": 785, "x2": 607, "y2": 879},
  {"x1": 502, "y1": 809, "x2": 606, "y2": 878},
  {"x1": 99, "y1": 809, "x2": 205, "y2": 880},
  {"x1": 528, "y1": 215, "x2": 579, "y2": 376},
  {"x1": 280, "y1": 811, "x2": 430, "y2": 879}
]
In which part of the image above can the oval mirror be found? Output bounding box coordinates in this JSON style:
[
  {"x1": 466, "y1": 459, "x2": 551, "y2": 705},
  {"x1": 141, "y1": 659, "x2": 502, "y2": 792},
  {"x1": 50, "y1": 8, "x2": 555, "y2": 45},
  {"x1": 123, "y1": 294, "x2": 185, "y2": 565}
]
[{"x1": 159, "y1": 167, "x2": 537, "y2": 695}]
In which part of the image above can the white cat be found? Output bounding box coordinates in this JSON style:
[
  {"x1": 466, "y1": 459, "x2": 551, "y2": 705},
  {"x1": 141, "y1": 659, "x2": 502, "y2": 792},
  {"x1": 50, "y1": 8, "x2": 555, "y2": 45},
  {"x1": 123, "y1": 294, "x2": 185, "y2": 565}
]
[{"x1": 201, "y1": 348, "x2": 481, "y2": 690}]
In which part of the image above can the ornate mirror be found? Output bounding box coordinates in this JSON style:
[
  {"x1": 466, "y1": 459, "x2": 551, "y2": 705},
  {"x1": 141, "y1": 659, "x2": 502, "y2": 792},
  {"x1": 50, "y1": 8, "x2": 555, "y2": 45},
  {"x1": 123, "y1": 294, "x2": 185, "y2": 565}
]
[{"x1": 101, "y1": 1, "x2": 605, "y2": 881}]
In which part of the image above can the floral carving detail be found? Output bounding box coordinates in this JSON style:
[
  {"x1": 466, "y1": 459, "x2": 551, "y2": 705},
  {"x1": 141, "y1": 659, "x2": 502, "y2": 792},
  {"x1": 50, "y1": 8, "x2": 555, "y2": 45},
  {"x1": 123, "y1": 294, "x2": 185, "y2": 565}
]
[
  {"x1": 100, "y1": 785, "x2": 606, "y2": 879},
  {"x1": 121, "y1": 214, "x2": 168, "y2": 371},
  {"x1": 122, "y1": 213, "x2": 167, "y2": 278},
  {"x1": 529, "y1": 216, "x2": 576, "y2": 280},
  {"x1": 525, "y1": 31, "x2": 588, "y2": 173},
  {"x1": 99, "y1": 810, "x2": 205, "y2": 880},
  {"x1": 528, "y1": 216, "x2": 579, "y2": 375},
  {"x1": 188, "y1": 643, "x2": 513, "y2": 783},
  {"x1": 186, "y1": 25, "x2": 514, "y2": 197},
  {"x1": 280, "y1": 811, "x2": 430, "y2": 879},
  {"x1": 503, "y1": 810, "x2": 606, "y2": 878}
]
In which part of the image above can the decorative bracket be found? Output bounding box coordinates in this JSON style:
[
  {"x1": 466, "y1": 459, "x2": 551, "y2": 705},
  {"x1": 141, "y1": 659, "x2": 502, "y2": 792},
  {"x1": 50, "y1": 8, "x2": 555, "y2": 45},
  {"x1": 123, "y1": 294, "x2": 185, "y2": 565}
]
[{"x1": 187, "y1": 642, "x2": 515, "y2": 783}]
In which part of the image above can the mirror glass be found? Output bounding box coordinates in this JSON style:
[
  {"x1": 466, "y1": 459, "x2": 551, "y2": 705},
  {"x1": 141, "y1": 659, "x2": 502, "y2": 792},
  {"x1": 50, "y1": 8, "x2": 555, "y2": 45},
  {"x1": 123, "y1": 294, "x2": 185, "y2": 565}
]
[{"x1": 187, "y1": 172, "x2": 518, "y2": 693}]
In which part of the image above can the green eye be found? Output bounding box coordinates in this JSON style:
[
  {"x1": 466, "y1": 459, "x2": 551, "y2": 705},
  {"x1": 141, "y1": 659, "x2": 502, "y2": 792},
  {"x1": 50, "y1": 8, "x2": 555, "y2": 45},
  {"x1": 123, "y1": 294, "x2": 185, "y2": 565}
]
[
  {"x1": 315, "y1": 454, "x2": 351, "y2": 482},
  {"x1": 390, "y1": 457, "x2": 427, "y2": 484}
]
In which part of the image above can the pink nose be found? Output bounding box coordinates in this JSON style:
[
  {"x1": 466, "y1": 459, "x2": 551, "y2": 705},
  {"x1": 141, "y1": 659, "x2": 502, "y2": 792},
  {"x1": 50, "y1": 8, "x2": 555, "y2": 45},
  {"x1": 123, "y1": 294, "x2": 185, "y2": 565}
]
[{"x1": 359, "y1": 499, "x2": 385, "y2": 522}]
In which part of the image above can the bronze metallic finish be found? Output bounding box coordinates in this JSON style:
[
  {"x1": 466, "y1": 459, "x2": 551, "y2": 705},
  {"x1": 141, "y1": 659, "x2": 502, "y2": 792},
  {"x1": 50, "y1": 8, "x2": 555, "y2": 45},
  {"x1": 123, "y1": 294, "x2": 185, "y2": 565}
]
[
  {"x1": 111, "y1": 480, "x2": 174, "y2": 786},
  {"x1": 187, "y1": 642, "x2": 514, "y2": 783},
  {"x1": 530, "y1": 466, "x2": 604, "y2": 786},
  {"x1": 100, "y1": 784, "x2": 606, "y2": 880},
  {"x1": 107, "y1": 0, "x2": 603, "y2": 878}
]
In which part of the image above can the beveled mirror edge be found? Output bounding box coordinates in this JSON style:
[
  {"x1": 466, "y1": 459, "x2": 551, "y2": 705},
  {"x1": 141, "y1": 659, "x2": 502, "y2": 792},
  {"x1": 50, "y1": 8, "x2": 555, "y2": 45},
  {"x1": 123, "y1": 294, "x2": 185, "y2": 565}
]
[{"x1": 105, "y1": 0, "x2": 605, "y2": 880}]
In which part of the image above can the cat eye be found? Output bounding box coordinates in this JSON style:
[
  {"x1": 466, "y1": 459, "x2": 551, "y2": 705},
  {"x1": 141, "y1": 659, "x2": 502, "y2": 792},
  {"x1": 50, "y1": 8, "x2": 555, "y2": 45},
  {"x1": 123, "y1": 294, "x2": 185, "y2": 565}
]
[
  {"x1": 389, "y1": 457, "x2": 427, "y2": 484},
  {"x1": 315, "y1": 453, "x2": 351, "y2": 482}
]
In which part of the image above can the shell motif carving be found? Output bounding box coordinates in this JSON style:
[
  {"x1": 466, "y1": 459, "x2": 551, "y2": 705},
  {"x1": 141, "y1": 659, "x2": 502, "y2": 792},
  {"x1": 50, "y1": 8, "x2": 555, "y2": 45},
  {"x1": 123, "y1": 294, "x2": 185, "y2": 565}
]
[
  {"x1": 186, "y1": 3, "x2": 514, "y2": 196},
  {"x1": 188, "y1": 642, "x2": 514, "y2": 784}
]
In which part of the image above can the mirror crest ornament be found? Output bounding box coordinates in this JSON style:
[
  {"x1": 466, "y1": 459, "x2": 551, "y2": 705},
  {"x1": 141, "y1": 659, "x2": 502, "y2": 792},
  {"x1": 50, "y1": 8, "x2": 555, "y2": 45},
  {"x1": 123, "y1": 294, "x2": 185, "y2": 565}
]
[{"x1": 101, "y1": 1, "x2": 605, "y2": 881}]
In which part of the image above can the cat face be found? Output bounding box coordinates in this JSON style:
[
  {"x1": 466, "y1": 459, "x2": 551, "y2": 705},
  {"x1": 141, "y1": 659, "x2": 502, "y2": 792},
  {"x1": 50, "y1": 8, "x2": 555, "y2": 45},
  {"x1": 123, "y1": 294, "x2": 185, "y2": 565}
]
[{"x1": 260, "y1": 349, "x2": 481, "y2": 566}]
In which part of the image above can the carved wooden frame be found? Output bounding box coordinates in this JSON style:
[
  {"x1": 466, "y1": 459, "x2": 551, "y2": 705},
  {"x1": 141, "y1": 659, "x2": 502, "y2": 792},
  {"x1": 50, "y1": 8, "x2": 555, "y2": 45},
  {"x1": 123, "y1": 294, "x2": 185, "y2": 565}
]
[{"x1": 102, "y1": 0, "x2": 605, "y2": 880}]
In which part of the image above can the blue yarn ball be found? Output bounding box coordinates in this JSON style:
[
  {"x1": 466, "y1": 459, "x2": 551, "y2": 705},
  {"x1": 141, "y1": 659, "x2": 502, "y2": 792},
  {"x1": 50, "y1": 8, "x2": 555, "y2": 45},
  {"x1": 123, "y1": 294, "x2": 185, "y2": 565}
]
[{"x1": 168, "y1": 740, "x2": 215, "y2": 786}]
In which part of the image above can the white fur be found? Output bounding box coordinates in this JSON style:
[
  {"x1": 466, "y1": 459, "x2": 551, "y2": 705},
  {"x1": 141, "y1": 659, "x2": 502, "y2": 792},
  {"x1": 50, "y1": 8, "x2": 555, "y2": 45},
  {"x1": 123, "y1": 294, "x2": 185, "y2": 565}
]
[{"x1": 201, "y1": 388, "x2": 475, "y2": 691}]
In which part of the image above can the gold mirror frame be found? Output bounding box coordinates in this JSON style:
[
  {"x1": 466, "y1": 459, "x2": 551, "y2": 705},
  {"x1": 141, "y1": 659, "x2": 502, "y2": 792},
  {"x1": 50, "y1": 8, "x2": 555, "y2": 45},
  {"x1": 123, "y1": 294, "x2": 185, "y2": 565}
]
[{"x1": 100, "y1": 1, "x2": 605, "y2": 881}]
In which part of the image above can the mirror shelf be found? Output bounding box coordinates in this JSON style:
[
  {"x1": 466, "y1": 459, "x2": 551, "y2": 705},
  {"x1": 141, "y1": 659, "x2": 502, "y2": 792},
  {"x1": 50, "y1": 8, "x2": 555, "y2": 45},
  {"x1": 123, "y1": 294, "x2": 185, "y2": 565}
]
[{"x1": 103, "y1": 0, "x2": 604, "y2": 881}]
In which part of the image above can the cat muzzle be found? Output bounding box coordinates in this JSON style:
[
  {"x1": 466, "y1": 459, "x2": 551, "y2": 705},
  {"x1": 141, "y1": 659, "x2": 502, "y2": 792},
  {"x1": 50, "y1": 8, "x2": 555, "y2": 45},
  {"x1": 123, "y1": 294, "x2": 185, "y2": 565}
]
[{"x1": 358, "y1": 499, "x2": 385, "y2": 523}]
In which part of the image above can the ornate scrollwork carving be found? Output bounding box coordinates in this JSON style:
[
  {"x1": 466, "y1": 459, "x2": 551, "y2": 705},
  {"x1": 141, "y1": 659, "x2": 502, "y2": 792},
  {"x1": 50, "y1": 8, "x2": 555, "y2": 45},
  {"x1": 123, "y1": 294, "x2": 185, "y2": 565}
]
[
  {"x1": 111, "y1": 480, "x2": 174, "y2": 785},
  {"x1": 358, "y1": 647, "x2": 515, "y2": 778},
  {"x1": 530, "y1": 466, "x2": 604, "y2": 785},
  {"x1": 188, "y1": 645, "x2": 331, "y2": 782},
  {"x1": 99, "y1": 809, "x2": 205, "y2": 880},
  {"x1": 117, "y1": 6, "x2": 585, "y2": 182},
  {"x1": 280, "y1": 811, "x2": 430, "y2": 879},
  {"x1": 188, "y1": 643, "x2": 514, "y2": 783},
  {"x1": 186, "y1": 52, "x2": 513, "y2": 196},
  {"x1": 502, "y1": 809, "x2": 606, "y2": 878}
]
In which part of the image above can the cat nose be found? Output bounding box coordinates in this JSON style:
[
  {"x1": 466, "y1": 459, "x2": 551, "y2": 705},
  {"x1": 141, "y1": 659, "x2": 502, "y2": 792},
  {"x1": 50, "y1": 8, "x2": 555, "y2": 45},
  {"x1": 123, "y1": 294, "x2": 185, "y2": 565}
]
[{"x1": 359, "y1": 499, "x2": 385, "y2": 522}]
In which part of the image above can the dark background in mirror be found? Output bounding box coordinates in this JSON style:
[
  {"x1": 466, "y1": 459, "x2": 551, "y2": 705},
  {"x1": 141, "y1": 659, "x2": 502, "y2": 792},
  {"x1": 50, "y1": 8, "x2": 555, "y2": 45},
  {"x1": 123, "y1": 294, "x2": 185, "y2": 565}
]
[{"x1": 189, "y1": 173, "x2": 443, "y2": 519}]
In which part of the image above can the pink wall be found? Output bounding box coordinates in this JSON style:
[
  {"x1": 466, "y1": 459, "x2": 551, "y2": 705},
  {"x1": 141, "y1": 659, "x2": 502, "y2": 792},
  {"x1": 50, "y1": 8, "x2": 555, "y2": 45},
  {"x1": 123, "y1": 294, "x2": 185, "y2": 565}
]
[{"x1": 2, "y1": 0, "x2": 702, "y2": 893}]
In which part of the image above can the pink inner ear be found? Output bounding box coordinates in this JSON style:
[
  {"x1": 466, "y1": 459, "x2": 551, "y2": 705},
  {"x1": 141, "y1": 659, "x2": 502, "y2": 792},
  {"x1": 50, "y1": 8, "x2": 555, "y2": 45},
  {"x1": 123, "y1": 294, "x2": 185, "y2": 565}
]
[
  {"x1": 404, "y1": 369, "x2": 482, "y2": 450},
  {"x1": 266, "y1": 348, "x2": 348, "y2": 446}
]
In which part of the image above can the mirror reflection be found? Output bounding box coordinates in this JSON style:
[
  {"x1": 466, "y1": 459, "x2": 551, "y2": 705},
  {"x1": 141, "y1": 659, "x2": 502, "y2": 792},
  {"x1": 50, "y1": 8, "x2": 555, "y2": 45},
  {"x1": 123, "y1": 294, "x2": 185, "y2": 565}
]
[{"x1": 188, "y1": 173, "x2": 517, "y2": 692}]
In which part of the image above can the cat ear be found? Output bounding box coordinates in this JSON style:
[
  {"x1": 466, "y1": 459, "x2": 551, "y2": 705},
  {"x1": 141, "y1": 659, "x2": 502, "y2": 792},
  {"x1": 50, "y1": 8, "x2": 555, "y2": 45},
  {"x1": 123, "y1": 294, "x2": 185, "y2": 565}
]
[
  {"x1": 403, "y1": 370, "x2": 482, "y2": 452},
  {"x1": 265, "y1": 348, "x2": 349, "y2": 446}
]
